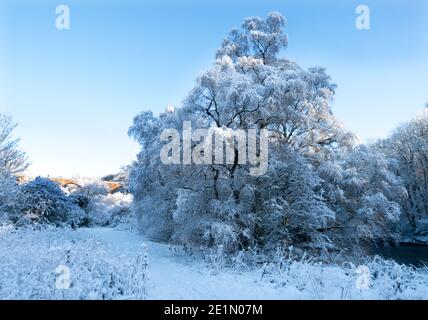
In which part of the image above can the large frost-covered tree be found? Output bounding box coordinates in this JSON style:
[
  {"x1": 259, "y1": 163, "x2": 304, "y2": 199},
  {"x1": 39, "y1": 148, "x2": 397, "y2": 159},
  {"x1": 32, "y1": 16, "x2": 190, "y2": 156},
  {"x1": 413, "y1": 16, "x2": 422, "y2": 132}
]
[{"x1": 129, "y1": 13, "x2": 401, "y2": 254}]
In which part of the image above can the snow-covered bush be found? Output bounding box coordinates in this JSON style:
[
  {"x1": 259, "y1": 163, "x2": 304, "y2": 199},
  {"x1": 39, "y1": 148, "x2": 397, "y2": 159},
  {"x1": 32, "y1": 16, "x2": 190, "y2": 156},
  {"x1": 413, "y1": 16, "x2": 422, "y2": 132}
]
[
  {"x1": 168, "y1": 241, "x2": 428, "y2": 299},
  {"x1": 68, "y1": 181, "x2": 109, "y2": 212},
  {"x1": 67, "y1": 179, "x2": 132, "y2": 227},
  {"x1": 85, "y1": 192, "x2": 133, "y2": 227},
  {"x1": 0, "y1": 226, "x2": 149, "y2": 299},
  {"x1": 16, "y1": 177, "x2": 86, "y2": 227},
  {"x1": 261, "y1": 256, "x2": 428, "y2": 300}
]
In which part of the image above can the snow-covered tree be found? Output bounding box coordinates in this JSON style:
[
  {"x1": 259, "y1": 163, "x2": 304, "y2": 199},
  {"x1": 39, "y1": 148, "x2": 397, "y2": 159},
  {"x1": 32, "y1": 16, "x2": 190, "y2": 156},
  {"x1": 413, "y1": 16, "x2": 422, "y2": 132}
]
[
  {"x1": 318, "y1": 145, "x2": 404, "y2": 247},
  {"x1": 379, "y1": 113, "x2": 428, "y2": 235},
  {"x1": 128, "y1": 13, "x2": 396, "y2": 255},
  {"x1": 0, "y1": 113, "x2": 28, "y2": 176}
]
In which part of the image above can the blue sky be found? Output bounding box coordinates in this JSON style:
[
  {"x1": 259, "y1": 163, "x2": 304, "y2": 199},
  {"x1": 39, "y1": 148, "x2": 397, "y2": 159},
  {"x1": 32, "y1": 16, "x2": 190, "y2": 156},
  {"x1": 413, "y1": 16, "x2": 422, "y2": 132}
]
[{"x1": 0, "y1": 0, "x2": 427, "y2": 177}]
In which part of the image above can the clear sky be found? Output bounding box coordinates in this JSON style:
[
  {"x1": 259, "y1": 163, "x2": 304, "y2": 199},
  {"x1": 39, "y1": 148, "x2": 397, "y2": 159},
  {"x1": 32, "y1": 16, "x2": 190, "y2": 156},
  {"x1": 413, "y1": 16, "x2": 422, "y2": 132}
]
[{"x1": 0, "y1": 0, "x2": 427, "y2": 177}]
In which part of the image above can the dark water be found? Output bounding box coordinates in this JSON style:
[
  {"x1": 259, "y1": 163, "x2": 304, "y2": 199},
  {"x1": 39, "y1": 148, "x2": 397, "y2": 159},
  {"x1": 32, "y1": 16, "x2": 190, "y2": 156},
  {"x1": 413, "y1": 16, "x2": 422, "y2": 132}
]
[{"x1": 375, "y1": 244, "x2": 428, "y2": 268}]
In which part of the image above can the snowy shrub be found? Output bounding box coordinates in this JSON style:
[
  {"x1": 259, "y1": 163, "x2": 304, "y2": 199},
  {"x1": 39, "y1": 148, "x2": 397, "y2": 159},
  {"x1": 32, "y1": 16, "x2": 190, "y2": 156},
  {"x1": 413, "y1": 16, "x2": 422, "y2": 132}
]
[
  {"x1": 68, "y1": 181, "x2": 109, "y2": 211},
  {"x1": 363, "y1": 257, "x2": 428, "y2": 300},
  {"x1": 16, "y1": 177, "x2": 86, "y2": 227},
  {"x1": 85, "y1": 193, "x2": 133, "y2": 227},
  {"x1": 67, "y1": 179, "x2": 132, "y2": 227},
  {"x1": 176, "y1": 242, "x2": 428, "y2": 299},
  {"x1": 0, "y1": 226, "x2": 149, "y2": 300},
  {"x1": 68, "y1": 193, "x2": 91, "y2": 211},
  {"x1": 222, "y1": 249, "x2": 428, "y2": 299}
]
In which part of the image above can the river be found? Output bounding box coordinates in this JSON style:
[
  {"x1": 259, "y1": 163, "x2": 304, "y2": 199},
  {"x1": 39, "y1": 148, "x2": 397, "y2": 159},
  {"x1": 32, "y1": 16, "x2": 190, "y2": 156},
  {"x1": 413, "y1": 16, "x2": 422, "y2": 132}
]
[{"x1": 375, "y1": 244, "x2": 428, "y2": 268}]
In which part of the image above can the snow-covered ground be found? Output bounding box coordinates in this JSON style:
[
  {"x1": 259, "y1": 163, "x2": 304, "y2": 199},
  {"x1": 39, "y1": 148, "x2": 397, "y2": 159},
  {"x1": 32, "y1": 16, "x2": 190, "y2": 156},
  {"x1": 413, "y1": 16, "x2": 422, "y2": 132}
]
[
  {"x1": 87, "y1": 227, "x2": 306, "y2": 299},
  {"x1": 0, "y1": 226, "x2": 148, "y2": 300},
  {"x1": 89, "y1": 228, "x2": 428, "y2": 300},
  {"x1": 1, "y1": 225, "x2": 428, "y2": 300}
]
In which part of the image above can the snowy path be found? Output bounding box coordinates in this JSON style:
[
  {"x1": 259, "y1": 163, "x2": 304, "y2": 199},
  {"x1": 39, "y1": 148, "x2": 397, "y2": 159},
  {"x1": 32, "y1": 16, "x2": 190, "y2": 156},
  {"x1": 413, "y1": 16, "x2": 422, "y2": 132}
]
[{"x1": 86, "y1": 227, "x2": 302, "y2": 300}]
